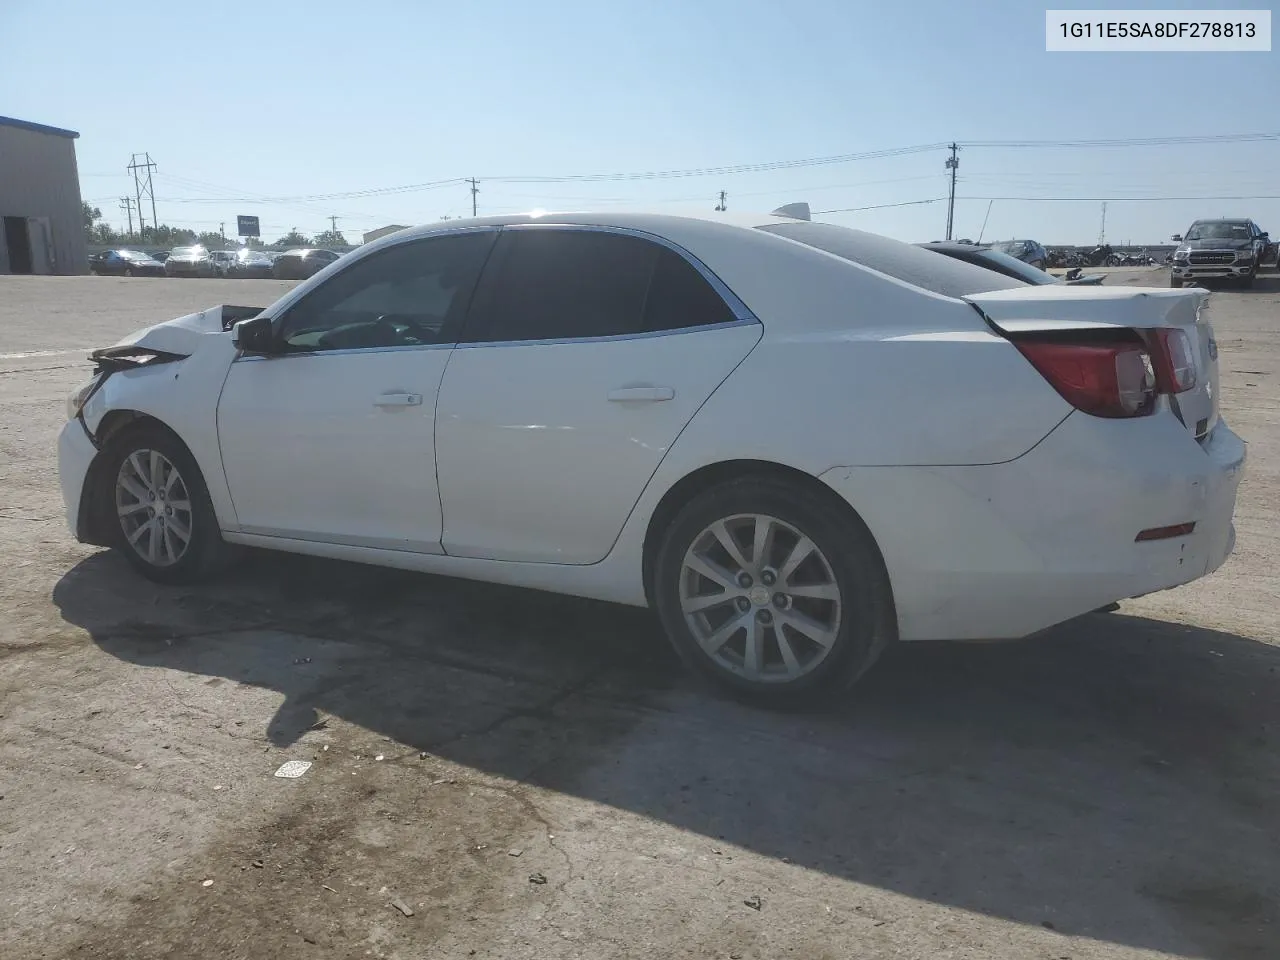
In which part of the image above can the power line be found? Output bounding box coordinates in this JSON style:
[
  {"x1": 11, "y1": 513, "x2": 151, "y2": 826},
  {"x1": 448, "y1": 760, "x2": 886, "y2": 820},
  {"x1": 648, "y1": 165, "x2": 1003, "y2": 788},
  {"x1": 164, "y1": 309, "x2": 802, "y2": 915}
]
[
  {"x1": 960, "y1": 194, "x2": 1280, "y2": 202},
  {"x1": 963, "y1": 133, "x2": 1280, "y2": 149},
  {"x1": 813, "y1": 198, "x2": 946, "y2": 215}
]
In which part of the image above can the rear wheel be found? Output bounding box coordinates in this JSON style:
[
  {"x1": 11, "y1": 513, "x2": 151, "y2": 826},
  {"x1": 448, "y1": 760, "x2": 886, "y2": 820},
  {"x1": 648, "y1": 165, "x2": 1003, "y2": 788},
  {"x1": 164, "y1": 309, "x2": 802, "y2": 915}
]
[
  {"x1": 1239, "y1": 269, "x2": 1256, "y2": 289},
  {"x1": 124, "y1": 267, "x2": 135, "y2": 277},
  {"x1": 1170, "y1": 275, "x2": 1183, "y2": 288},
  {"x1": 99, "y1": 423, "x2": 229, "y2": 584},
  {"x1": 653, "y1": 477, "x2": 895, "y2": 708}
]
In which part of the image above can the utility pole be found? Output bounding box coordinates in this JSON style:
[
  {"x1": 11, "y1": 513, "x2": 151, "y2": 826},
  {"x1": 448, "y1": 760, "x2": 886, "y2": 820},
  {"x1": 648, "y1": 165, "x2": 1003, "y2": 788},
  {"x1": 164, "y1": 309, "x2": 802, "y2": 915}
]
[
  {"x1": 328, "y1": 215, "x2": 339, "y2": 236},
  {"x1": 118, "y1": 197, "x2": 135, "y2": 239},
  {"x1": 944, "y1": 143, "x2": 960, "y2": 241},
  {"x1": 714, "y1": 190, "x2": 727, "y2": 212},
  {"x1": 467, "y1": 178, "x2": 479, "y2": 217},
  {"x1": 1097, "y1": 202, "x2": 1107, "y2": 246},
  {"x1": 127, "y1": 153, "x2": 158, "y2": 239},
  {"x1": 220, "y1": 222, "x2": 226, "y2": 247}
]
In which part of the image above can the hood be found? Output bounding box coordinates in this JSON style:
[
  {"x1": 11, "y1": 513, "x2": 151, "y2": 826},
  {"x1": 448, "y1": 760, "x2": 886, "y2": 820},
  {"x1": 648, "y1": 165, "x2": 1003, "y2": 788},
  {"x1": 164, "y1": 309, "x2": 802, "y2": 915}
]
[
  {"x1": 101, "y1": 304, "x2": 265, "y2": 357},
  {"x1": 1181, "y1": 237, "x2": 1252, "y2": 251}
]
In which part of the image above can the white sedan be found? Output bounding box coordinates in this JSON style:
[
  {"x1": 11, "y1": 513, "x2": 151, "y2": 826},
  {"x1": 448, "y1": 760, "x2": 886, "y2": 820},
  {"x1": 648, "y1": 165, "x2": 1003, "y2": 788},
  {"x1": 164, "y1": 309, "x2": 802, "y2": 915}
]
[{"x1": 57, "y1": 209, "x2": 1246, "y2": 706}]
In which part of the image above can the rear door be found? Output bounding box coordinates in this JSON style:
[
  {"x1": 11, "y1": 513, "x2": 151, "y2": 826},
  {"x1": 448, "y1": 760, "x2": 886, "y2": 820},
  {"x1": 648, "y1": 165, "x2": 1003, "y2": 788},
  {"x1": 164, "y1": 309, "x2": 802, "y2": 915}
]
[{"x1": 434, "y1": 225, "x2": 761, "y2": 564}]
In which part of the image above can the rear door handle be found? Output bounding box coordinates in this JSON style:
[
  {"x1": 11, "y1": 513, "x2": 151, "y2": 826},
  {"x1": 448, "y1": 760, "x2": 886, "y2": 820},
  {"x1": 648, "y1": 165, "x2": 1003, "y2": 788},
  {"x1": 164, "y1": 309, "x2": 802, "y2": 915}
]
[
  {"x1": 607, "y1": 386, "x2": 675, "y2": 402},
  {"x1": 374, "y1": 392, "x2": 423, "y2": 408}
]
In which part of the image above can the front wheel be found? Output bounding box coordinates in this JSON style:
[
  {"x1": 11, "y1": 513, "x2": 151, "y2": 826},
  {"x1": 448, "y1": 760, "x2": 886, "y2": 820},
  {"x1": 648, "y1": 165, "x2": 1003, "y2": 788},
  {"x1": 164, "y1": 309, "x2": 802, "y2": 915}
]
[
  {"x1": 99, "y1": 423, "x2": 229, "y2": 584},
  {"x1": 653, "y1": 476, "x2": 895, "y2": 708},
  {"x1": 1170, "y1": 275, "x2": 1183, "y2": 288}
]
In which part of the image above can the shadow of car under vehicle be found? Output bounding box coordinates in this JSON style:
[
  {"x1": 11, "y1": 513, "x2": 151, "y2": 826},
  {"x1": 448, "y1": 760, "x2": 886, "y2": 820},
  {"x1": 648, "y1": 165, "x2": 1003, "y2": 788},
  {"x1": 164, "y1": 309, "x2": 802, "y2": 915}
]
[{"x1": 52, "y1": 549, "x2": 1280, "y2": 959}]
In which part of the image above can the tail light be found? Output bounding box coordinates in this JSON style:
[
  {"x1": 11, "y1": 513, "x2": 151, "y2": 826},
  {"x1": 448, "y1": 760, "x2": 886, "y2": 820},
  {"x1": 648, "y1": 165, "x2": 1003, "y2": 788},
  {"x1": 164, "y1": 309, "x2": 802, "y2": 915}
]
[
  {"x1": 1015, "y1": 340, "x2": 1157, "y2": 418},
  {"x1": 1148, "y1": 328, "x2": 1197, "y2": 393}
]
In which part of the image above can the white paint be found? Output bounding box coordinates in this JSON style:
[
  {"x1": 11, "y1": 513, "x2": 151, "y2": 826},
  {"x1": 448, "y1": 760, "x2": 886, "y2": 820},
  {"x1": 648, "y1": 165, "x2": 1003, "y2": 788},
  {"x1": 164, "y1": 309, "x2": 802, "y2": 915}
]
[{"x1": 57, "y1": 210, "x2": 1246, "y2": 656}]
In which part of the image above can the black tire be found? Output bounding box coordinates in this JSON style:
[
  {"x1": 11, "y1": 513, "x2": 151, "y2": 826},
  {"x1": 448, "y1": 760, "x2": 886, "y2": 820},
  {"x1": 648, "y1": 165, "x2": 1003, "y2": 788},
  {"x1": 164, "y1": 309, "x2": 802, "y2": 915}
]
[
  {"x1": 98, "y1": 421, "x2": 230, "y2": 585},
  {"x1": 652, "y1": 476, "x2": 896, "y2": 709},
  {"x1": 1239, "y1": 269, "x2": 1255, "y2": 289},
  {"x1": 1170, "y1": 276, "x2": 1183, "y2": 288}
]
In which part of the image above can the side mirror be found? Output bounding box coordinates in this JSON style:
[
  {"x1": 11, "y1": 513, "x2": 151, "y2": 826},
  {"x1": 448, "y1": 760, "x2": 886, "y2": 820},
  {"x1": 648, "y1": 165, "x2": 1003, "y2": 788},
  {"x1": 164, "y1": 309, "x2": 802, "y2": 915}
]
[
  {"x1": 232, "y1": 315, "x2": 279, "y2": 355},
  {"x1": 1260, "y1": 232, "x2": 1270, "y2": 241},
  {"x1": 1171, "y1": 234, "x2": 1183, "y2": 243}
]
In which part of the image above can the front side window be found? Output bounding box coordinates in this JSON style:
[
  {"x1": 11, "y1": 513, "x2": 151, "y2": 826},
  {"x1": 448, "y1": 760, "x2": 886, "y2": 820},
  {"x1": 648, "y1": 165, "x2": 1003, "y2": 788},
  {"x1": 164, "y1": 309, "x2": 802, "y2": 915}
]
[
  {"x1": 275, "y1": 231, "x2": 497, "y2": 353},
  {"x1": 463, "y1": 229, "x2": 738, "y2": 343}
]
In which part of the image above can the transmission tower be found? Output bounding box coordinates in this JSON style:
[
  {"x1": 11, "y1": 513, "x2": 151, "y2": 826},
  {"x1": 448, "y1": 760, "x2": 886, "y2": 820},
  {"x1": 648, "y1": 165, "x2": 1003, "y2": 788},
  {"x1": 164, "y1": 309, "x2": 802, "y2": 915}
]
[
  {"x1": 127, "y1": 153, "x2": 158, "y2": 238},
  {"x1": 118, "y1": 197, "x2": 135, "y2": 239}
]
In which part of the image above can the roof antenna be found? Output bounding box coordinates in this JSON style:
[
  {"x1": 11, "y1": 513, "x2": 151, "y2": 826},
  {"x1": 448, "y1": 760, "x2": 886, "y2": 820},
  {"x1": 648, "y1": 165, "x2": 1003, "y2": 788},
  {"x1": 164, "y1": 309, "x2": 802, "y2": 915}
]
[{"x1": 770, "y1": 202, "x2": 811, "y2": 221}]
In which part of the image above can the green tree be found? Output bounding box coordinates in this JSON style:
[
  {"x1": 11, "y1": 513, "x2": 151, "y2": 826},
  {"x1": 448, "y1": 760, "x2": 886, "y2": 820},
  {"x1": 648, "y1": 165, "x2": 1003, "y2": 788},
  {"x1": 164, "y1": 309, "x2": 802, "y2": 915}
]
[
  {"x1": 313, "y1": 229, "x2": 347, "y2": 248},
  {"x1": 142, "y1": 224, "x2": 197, "y2": 248},
  {"x1": 276, "y1": 228, "x2": 312, "y2": 247},
  {"x1": 89, "y1": 222, "x2": 120, "y2": 245},
  {"x1": 195, "y1": 231, "x2": 230, "y2": 249},
  {"x1": 82, "y1": 202, "x2": 103, "y2": 230}
]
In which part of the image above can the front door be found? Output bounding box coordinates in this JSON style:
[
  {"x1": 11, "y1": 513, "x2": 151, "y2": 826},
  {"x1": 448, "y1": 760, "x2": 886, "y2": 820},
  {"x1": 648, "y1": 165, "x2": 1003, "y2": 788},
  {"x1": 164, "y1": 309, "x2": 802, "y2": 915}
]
[
  {"x1": 436, "y1": 225, "x2": 761, "y2": 564},
  {"x1": 217, "y1": 229, "x2": 497, "y2": 551}
]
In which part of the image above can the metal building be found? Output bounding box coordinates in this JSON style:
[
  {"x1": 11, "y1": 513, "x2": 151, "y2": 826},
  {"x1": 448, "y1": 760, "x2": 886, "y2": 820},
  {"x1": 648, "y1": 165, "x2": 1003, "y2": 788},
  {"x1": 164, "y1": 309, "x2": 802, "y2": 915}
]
[{"x1": 0, "y1": 116, "x2": 88, "y2": 275}]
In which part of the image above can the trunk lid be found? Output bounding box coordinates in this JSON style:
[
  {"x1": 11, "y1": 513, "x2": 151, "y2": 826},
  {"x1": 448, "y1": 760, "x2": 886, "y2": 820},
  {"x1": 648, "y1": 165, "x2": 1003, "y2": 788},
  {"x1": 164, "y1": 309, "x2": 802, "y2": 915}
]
[{"x1": 965, "y1": 284, "x2": 1219, "y2": 440}]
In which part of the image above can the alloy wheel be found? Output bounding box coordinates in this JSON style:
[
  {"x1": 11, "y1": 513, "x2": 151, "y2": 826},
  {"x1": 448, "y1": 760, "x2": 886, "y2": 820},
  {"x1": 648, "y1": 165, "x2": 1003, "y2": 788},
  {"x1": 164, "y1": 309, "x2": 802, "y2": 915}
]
[
  {"x1": 679, "y1": 513, "x2": 842, "y2": 683},
  {"x1": 115, "y1": 449, "x2": 194, "y2": 567}
]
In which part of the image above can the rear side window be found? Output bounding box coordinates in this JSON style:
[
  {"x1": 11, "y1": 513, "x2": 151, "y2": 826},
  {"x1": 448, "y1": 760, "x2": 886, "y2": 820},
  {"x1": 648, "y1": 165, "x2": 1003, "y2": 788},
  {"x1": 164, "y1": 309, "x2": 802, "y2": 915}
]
[
  {"x1": 644, "y1": 248, "x2": 736, "y2": 330},
  {"x1": 464, "y1": 229, "x2": 738, "y2": 343},
  {"x1": 758, "y1": 221, "x2": 1024, "y2": 298}
]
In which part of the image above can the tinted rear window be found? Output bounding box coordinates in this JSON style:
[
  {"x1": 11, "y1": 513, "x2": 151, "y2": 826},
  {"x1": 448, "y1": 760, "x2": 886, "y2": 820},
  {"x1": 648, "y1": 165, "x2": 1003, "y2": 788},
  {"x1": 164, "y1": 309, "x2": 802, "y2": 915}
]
[{"x1": 758, "y1": 222, "x2": 1024, "y2": 298}]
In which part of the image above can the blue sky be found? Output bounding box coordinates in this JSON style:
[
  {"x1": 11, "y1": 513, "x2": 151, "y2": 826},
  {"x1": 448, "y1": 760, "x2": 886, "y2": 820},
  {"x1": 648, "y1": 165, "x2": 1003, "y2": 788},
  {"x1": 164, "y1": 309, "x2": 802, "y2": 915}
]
[{"x1": 3, "y1": 0, "x2": 1277, "y2": 245}]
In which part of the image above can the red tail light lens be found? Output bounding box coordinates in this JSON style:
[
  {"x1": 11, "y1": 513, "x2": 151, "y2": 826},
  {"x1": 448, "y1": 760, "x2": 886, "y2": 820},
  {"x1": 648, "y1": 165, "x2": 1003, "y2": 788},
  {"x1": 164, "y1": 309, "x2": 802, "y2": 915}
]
[
  {"x1": 1015, "y1": 340, "x2": 1157, "y2": 418},
  {"x1": 1149, "y1": 328, "x2": 1197, "y2": 393}
]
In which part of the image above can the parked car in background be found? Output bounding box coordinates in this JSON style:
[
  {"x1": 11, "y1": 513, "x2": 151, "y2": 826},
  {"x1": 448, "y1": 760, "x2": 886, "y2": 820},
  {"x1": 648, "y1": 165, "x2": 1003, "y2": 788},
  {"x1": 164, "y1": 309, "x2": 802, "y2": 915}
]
[
  {"x1": 990, "y1": 239, "x2": 1049, "y2": 270},
  {"x1": 271, "y1": 248, "x2": 342, "y2": 279},
  {"x1": 163, "y1": 245, "x2": 217, "y2": 278},
  {"x1": 150, "y1": 251, "x2": 171, "y2": 263},
  {"x1": 1169, "y1": 218, "x2": 1269, "y2": 288},
  {"x1": 919, "y1": 242, "x2": 1104, "y2": 286},
  {"x1": 58, "y1": 210, "x2": 1243, "y2": 706},
  {"x1": 226, "y1": 249, "x2": 275, "y2": 279},
  {"x1": 209, "y1": 250, "x2": 239, "y2": 277},
  {"x1": 88, "y1": 249, "x2": 165, "y2": 277}
]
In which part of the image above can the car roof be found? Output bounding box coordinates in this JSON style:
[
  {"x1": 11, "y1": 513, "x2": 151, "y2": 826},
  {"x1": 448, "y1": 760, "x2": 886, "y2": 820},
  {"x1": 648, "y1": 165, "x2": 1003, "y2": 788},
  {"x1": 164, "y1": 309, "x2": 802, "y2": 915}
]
[{"x1": 374, "y1": 209, "x2": 794, "y2": 242}]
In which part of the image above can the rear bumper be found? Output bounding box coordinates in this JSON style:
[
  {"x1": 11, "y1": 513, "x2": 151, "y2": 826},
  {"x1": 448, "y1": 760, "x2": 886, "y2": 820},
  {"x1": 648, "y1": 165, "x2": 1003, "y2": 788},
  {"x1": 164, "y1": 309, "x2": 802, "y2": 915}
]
[
  {"x1": 58, "y1": 418, "x2": 99, "y2": 540},
  {"x1": 820, "y1": 409, "x2": 1245, "y2": 641}
]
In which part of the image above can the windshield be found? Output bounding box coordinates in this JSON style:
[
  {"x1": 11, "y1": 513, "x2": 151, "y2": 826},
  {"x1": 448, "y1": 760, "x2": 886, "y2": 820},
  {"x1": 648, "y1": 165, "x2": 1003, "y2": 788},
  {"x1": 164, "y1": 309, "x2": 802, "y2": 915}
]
[
  {"x1": 990, "y1": 240, "x2": 1027, "y2": 255},
  {"x1": 758, "y1": 221, "x2": 1024, "y2": 298},
  {"x1": 1185, "y1": 221, "x2": 1251, "y2": 241},
  {"x1": 117, "y1": 250, "x2": 150, "y2": 261},
  {"x1": 170, "y1": 246, "x2": 205, "y2": 256},
  {"x1": 970, "y1": 248, "x2": 1056, "y2": 285}
]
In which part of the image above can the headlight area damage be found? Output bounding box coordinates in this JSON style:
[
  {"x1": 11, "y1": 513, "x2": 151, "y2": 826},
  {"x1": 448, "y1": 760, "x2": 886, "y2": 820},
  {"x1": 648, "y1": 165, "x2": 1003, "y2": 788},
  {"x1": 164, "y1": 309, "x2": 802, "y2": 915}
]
[
  {"x1": 64, "y1": 305, "x2": 268, "y2": 549},
  {"x1": 71, "y1": 304, "x2": 267, "y2": 424}
]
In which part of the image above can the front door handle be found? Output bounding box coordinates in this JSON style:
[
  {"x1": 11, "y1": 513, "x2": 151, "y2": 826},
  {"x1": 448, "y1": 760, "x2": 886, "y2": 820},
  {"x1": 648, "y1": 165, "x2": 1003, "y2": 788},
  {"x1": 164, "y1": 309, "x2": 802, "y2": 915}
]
[
  {"x1": 374, "y1": 392, "x2": 423, "y2": 408},
  {"x1": 607, "y1": 386, "x2": 675, "y2": 402}
]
